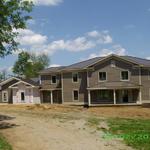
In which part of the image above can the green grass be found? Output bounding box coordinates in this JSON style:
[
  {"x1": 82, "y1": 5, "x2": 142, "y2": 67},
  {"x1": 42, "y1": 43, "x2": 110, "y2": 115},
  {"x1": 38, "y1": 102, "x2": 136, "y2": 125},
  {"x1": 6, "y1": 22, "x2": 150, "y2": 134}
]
[
  {"x1": 0, "y1": 134, "x2": 12, "y2": 150},
  {"x1": 107, "y1": 118, "x2": 150, "y2": 150}
]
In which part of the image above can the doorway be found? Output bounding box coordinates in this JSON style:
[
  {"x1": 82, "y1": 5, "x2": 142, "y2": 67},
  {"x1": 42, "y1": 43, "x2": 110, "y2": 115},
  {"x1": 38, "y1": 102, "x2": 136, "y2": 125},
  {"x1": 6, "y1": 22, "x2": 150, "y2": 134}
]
[{"x1": 21, "y1": 92, "x2": 25, "y2": 102}]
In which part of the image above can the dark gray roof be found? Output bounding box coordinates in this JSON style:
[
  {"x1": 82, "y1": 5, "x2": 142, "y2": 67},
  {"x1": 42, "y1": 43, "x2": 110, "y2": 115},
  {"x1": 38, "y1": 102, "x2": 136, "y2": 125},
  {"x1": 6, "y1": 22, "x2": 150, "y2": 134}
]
[
  {"x1": 64, "y1": 57, "x2": 104, "y2": 69},
  {"x1": 121, "y1": 56, "x2": 150, "y2": 67},
  {"x1": 16, "y1": 77, "x2": 39, "y2": 86},
  {"x1": 39, "y1": 66, "x2": 66, "y2": 74},
  {"x1": 40, "y1": 55, "x2": 150, "y2": 74}
]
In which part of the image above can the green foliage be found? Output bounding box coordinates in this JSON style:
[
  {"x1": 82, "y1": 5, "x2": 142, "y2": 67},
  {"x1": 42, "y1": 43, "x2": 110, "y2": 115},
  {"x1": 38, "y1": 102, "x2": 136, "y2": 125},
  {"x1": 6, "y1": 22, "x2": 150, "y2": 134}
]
[
  {"x1": 0, "y1": 134, "x2": 12, "y2": 150},
  {"x1": 12, "y1": 51, "x2": 50, "y2": 78},
  {"x1": 0, "y1": 0, "x2": 33, "y2": 57},
  {"x1": 107, "y1": 118, "x2": 150, "y2": 150}
]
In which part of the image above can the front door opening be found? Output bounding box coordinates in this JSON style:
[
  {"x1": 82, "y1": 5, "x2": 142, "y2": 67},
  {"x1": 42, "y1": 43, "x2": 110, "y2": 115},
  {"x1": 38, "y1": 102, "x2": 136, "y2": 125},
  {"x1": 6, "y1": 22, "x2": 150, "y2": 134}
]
[
  {"x1": 122, "y1": 90, "x2": 128, "y2": 103},
  {"x1": 21, "y1": 92, "x2": 25, "y2": 101}
]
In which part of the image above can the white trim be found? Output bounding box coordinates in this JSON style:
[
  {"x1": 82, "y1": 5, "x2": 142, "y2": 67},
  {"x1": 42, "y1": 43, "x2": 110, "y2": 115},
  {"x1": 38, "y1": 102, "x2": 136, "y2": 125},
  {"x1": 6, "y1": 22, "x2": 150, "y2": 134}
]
[
  {"x1": 113, "y1": 89, "x2": 116, "y2": 104},
  {"x1": 85, "y1": 54, "x2": 140, "y2": 69},
  {"x1": 138, "y1": 67, "x2": 142, "y2": 104},
  {"x1": 2, "y1": 91, "x2": 8, "y2": 102},
  {"x1": 51, "y1": 75, "x2": 57, "y2": 84},
  {"x1": 39, "y1": 75, "x2": 41, "y2": 85},
  {"x1": 72, "y1": 72, "x2": 79, "y2": 83},
  {"x1": 87, "y1": 87, "x2": 140, "y2": 90},
  {"x1": 120, "y1": 70, "x2": 130, "y2": 81},
  {"x1": 72, "y1": 89, "x2": 79, "y2": 101},
  {"x1": 98, "y1": 71, "x2": 107, "y2": 82},
  {"x1": 9, "y1": 80, "x2": 36, "y2": 88},
  {"x1": 61, "y1": 73, "x2": 64, "y2": 103},
  {"x1": 88, "y1": 90, "x2": 91, "y2": 106},
  {"x1": 87, "y1": 70, "x2": 89, "y2": 87},
  {"x1": 50, "y1": 91, "x2": 53, "y2": 104},
  {"x1": 0, "y1": 77, "x2": 20, "y2": 86}
]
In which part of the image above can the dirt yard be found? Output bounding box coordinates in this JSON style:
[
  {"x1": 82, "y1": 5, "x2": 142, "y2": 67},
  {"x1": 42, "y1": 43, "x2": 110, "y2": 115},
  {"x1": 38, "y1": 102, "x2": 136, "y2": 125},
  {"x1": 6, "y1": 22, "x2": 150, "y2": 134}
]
[{"x1": 0, "y1": 104, "x2": 150, "y2": 150}]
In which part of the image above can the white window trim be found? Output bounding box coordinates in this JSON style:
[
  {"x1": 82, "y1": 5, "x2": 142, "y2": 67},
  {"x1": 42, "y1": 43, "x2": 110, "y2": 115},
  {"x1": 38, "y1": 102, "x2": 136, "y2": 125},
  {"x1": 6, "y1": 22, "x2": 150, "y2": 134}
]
[
  {"x1": 98, "y1": 71, "x2": 107, "y2": 82},
  {"x1": 72, "y1": 72, "x2": 79, "y2": 83},
  {"x1": 2, "y1": 91, "x2": 8, "y2": 102},
  {"x1": 120, "y1": 70, "x2": 130, "y2": 81},
  {"x1": 72, "y1": 89, "x2": 79, "y2": 101},
  {"x1": 51, "y1": 75, "x2": 57, "y2": 84}
]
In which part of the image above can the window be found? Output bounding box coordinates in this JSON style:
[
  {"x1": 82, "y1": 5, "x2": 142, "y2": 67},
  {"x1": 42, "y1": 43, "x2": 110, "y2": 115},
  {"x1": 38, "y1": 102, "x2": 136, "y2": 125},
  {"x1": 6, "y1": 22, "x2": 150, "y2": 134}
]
[
  {"x1": 99, "y1": 72, "x2": 107, "y2": 81},
  {"x1": 73, "y1": 90, "x2": 79, "y2": 101},
  {"x1": 21, "y1": 92, "x2": 25, "y2": 101},
  {"x1": 51, "y1": 75, "x2": 57, "y2": 84},
  {"x1": 72, "y1": 73, "x2": 78, "y2": 83},
  {"x1": 121, "y1": 71, "x2": 129, "y2": 80},
  {"x1": 2, "y1": 91, "x2": 8, "y2": 102}
]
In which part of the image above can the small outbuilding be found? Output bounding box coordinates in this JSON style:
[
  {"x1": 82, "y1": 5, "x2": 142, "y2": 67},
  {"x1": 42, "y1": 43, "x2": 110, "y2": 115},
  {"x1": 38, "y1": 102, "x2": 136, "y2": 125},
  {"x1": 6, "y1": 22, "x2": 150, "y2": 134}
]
[{"x1": 0, "y1": 77, "x2": 40, "y2": 104}]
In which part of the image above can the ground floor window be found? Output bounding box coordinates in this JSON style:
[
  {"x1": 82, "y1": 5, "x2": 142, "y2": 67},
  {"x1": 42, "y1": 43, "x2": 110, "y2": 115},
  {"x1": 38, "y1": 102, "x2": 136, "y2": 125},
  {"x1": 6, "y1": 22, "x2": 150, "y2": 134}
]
[
  {"x1": 73, "y1": 90, "x2": 79, "y2": 101},
  {"x1": 2, "y1": 91, "x2": 8, "y2": 102}
]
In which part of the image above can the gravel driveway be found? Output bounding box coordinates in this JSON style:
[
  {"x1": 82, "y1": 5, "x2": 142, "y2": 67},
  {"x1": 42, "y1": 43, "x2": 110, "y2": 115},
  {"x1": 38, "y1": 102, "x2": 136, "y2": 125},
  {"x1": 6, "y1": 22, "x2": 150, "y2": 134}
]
[{"x1": 0, "y1": 105, "x2": 134, "y2": 150}]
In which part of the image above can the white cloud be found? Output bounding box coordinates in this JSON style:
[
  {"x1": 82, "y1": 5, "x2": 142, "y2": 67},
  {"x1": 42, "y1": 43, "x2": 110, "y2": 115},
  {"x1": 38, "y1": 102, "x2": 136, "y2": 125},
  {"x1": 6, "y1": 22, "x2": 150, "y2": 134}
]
[
  {"x1": 88, "y1": 44, "x2": 126, "y2": 59},
  {"x1": 17, "y1": 29, "x2": 47, "y2": 46},
  {"x1": 146, "y1": 57, "x2": 150, "y2": 60},
  {"x1": 49, "y1": 64, "x2": 61, "y2": 67},
  {"x1": 14, "y1": 29, "x2": 113, "y2": 56},
  {"x1": 26, "y1": 0, "x2": 63, "y2": 6},
  {"x1": 87, "y1": 30, "x2": 113, "y2": 44}
]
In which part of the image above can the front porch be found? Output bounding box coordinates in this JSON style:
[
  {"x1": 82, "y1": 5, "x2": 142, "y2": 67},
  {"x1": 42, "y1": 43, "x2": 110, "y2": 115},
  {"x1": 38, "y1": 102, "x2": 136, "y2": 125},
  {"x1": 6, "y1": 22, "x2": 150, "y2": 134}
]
[
  {"x1": 40, "y1": 89, "x2": 62, "y2": 104},
  {"x1": 88, "y1": 89, "x2": 141, "y2": 106}
]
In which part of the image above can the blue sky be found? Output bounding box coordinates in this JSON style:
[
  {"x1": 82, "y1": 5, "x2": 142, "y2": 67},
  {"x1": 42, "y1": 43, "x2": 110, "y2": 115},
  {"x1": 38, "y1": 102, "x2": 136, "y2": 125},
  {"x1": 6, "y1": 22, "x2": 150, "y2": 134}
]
[{"x1": 1, "y1": 0, "x2": 150, "y2": 73}]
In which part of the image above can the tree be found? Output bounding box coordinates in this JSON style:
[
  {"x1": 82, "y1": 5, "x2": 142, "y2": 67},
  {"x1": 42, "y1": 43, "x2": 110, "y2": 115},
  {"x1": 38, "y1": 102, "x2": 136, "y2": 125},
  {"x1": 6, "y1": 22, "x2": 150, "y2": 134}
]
[
  {"x1": 0, "y1": 0, "x2": 33, "y2": 57},
  {"x1": 12, "y1": 51, "x2": 50, "y2": 78},
  {"x1": 0, "y1": 70, "x2": 7, "y2": 81}
]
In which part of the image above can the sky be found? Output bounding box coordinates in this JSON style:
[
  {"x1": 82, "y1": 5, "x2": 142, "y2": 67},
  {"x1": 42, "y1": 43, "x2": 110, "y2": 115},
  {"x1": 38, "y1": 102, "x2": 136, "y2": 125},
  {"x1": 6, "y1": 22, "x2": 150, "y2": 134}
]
[{"x1": 1, "y1": 0, "x2": 150, "y2": 73}]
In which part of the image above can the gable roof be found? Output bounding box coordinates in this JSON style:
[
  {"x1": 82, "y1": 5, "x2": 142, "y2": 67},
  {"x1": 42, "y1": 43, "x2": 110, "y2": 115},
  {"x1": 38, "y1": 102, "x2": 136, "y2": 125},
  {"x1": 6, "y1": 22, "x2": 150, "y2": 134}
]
[
  {"x1": 0, "y1": 77, "x2": 20, "y2": 86},
  {"x1": 39, "y1": 54, "x2": 150, "y2": 74},
  {"x1": 0, "y1": 77, "x2": 39, "y2": 87}
]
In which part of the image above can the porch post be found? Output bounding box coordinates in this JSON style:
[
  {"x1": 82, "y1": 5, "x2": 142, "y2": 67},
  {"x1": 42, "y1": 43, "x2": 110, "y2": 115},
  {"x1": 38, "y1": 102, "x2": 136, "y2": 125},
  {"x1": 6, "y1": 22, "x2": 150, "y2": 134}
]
[
  {"x1": 113, "y1": 89, "x2": 116, "y2": 104},
  {"x1": 88, "y1": 90, "x2": 91, "y2": 106},
  {"x1": 50, "y1": 91, "x2": 53, "y2": 104},
  {"x1": 139, "y1": 89, "x2": 142, "y2": 104}
]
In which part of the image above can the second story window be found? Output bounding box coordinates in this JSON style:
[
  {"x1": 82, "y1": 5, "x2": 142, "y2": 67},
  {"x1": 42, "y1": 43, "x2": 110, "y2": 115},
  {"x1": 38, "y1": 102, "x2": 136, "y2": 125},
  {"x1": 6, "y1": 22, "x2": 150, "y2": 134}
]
[
  {"x1": 51, "y1": 75, "x2": 57, "y2": 84},
  {"x1": 121, "y1": 71, "x2": 129, "y2": 81},
  {"x1": 72, "y1": 73, "x2": 78, "y2": 83},
  {"x1": 99, "y1": 72, "x2": 107, "y2": 81}
]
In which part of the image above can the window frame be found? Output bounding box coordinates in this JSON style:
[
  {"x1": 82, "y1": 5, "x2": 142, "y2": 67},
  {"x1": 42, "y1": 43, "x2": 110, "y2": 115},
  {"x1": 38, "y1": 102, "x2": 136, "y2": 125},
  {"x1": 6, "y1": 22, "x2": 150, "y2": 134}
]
[
  {"x1": 72, "y1": 72, "x2": 79, "y2": 83},
  {"x1": 120, "y1": 70, "x2": 130, "y2": 81},
  {"x1": 98, "y1": 71, "x2": 107, "y2": 82},
  {"x1": 2, "y1": 91, "x2": 8, "y2": 102},
  {"x1": 51, "y1": 75, "x2": 57, "y2": 84},
  {"x1": 72, "y1": 90, "x2": 79, "y2": 101}
]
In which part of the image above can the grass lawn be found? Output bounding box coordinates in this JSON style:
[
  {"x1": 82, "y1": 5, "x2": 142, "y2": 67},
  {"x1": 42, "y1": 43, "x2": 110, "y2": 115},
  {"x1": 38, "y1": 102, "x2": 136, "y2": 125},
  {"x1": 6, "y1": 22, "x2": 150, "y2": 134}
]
[
  {"x1": 0, "y1": 134, "x2": 12, "y2": 150},
  {"x1": 107, "y1": 118, "x2": 150, "y2": 150}
]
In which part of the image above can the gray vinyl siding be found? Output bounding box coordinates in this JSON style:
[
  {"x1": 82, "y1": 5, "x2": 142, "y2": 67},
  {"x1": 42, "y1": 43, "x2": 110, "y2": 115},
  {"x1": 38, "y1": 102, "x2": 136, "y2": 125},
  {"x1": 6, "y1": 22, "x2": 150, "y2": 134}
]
[
  {"x1": 63, "y1": 72, "x2": 88, "y2": 103},
  {"x1": 88, "y1": 59, "x2": 140, "y2": 87},
  {"x1": 41, "y1": 74, "x2": 61, "y2": 89},
  {"x1": 0, "y1": 79, "x2": 18, "y2": 103},
  {"x1": 141, "y1": 69, "x2": 150, "y2": 102}
]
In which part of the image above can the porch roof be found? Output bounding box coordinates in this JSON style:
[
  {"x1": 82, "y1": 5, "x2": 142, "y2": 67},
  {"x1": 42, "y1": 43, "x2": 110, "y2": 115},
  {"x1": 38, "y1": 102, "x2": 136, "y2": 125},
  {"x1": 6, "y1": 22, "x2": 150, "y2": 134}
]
[{"x1": 87, "y1": 81, "x2": 140, "y2": 90}]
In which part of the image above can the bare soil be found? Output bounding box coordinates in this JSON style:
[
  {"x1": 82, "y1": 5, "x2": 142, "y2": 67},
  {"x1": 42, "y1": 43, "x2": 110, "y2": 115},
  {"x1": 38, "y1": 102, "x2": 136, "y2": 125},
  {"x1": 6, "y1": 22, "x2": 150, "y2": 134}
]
[{"x1": 0, "y1": 104, "x2": 149, "y2": 150}]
